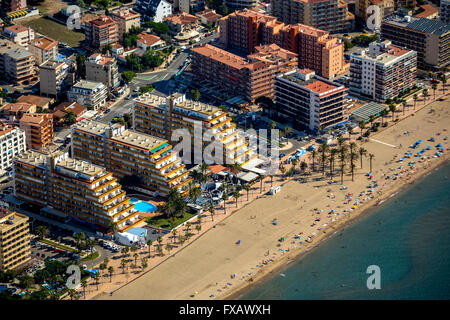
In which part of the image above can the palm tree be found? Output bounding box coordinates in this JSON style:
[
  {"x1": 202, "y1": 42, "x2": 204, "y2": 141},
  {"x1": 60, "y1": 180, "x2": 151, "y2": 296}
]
[
  {"x1": 108, "y1": 266, "x2": 114, "y2": 282},
  {"x1": 258, "y1": 174, "x2": 265, "y2": 193},
  {"x1": 133, "y1": 253, "x2": 139, "y2": 265},
  {"x1": 35, "y1": 225, "x2": 49, "y2": 240},
  {"x1": 319, "y1": 143, "x2": 328, "y2": 176},
  {"x1": 349, "y1": 142, "x2": 358, "y2": 182},
  {"x1": 329, "y1": 148, "x2": 338, "y2": 178},
  {"x1": 300, "y1": 161, "x2": 308, "y2": 176},
  {"x1": 222, "y1": 193, "x2": 229, "y2": 214},
  {"x1": 369, "y1": 115, "x2": 375, "y2": 129},
  {"x1": 189, "y1": 186, "x2": 202, "y2": 205},
  {"x1": 310, "y1": 150, "x2": 317, "y2": 172},
  {"x1": 389, "y1": 103, "x2": 396, "y2": 121},
  {"x1": 121, "y1": 259, "x2": 127, "y2": 273},
  {"x1": 269, "y1": 174, "x2": 274, "y2": 187},
  {"x1": 402, "y1": 100, "x2": 407, "y2": 116},
  {"x1": 347, "y1": 126, "x2": 353, "y2": 140},
  {"x1": 413, "y1": 94, "x2": 418, "y2": 110},
  {"x1": 359, "y1": 121, "x2": 365, "y2": 138},
  {"x1": 141, "y1": 258, "x2": 148, "y2": 270},
  {"x1": 195, "y1": 225, "x2": 202, "y2": 234},
  {"x1": 432, "y1": 83, "x2": 438, "y2": 100},
  {"x1": 380, "y1": 109, "x2": 387, "y2": 126},
  {"x1": 81, "y1": 279, "x2": 87, "y2": 299},
  {"x1": 244, "y1": 183, "x2": 251, "y2": 201},
  {"x1": 147, "y1": 239, "x2": 153, "y2": 258},
  {"x1": 368, "y1": 153, "x2": 375, "y2": 173},
  {"x1": 359, "y1": 147, "x2": 367, "y2": 168},
  {"x1": 208, "y1": 204, "x2": 215, "y2": 221},
  {"x1": 339, "y1": 143, "x2": 347, "y2": 185},
  {"x1": 69, "y1": 289, "x2": 77, "y2": 300},
  {"x1": 94, "y1": 273, "x2": 100, "y2": 291},
  {"x1": 233, "y1": 190, "x2": 240, "y2": 207},
  {"x1": 440, "y1": 75, "x2": 447, "y2": 93},
  {"x1": 422, "y1": 88, "x2": 428, "y2": 104},
  {"x1": 280, "y1": 165, "x2": 286, "y2": 177},
  {"x1": 230, "y1": 162, "x2": 242, "y2": 176},
  {"x1": 291, "y1": 158, "x2": 298, "y2": 175},
  {"x1": 121, "y1": 246, "x2": 129, "y2": 258},
  {"x1": 165, "y1": 243, "x2": 173, "y2": 254}
]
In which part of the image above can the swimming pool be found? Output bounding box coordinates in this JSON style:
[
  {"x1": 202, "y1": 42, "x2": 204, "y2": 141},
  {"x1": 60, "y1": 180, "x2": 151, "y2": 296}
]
[
  {"x1": 129, "y1": 197, "x2": 139, "y2": 203},
  {"x1": 133, "y1": 201, "x2": 157, "y2": 213}
]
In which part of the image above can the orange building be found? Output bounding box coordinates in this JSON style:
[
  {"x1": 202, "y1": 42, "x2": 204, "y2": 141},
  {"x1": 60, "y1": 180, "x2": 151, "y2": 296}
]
[
  {"x1": 19, "y1": 113, "x2": 53, "y2": 150},
  {"x1": 219, "y1": 10, "x2": 347, "y2": 79},
  {"x1": 190, "y1": 43, "x2": 298, "y2": 102},
  {"x1": 84, "y1": 15, "x2": 119, "y2": 50}
]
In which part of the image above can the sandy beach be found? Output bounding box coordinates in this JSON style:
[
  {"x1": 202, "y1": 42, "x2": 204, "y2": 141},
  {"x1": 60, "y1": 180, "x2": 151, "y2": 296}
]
[{"x1": 89, "y1": 91, "x2": 450, "y2": 301}]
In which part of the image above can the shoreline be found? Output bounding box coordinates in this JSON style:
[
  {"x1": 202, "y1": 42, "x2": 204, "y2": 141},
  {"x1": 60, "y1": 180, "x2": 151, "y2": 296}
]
[{"x1": 223, "y1": 156, "x2": 450, "y2": 300}]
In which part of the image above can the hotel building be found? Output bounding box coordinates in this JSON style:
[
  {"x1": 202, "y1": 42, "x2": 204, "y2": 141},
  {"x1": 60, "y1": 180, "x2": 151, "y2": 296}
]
[
  {"x1": 28, "y1": 36, "x2": 58, "y2": 65},
  {"x1": 70, "y1": 120, "x2": 192, "y2": 197},
  {"x1": 68, "y1": 80, "x2": 107, "y2": 110},
  {"x1": 274, "y1": 69, "x2": 351, "y2": 131},
  {"x1": 349, "y1": 40, "x2": 417, "y2": 102},
  {"x1": 85, "y1": 54, "x2": 120, "y2": 90},
  {"x1": 0, "y1": 39, "x2": 35, "y2": 84},
  {"x1": 19, "y1": 113, "x2": 54, "y2": 151},
  {"x1": 0, "y1": 125, "x2": 26, "y2": 177},
  {"x1": 271, "y1": 0, "x2": 355, "y2": 33},
  {"x1": 132, "y1": 93, "x2": 258, "y2": 165},
  {"x1": 190, "y1": 43, "x2": 298, "y2": 102},
  {"x1": 218, "y1": 10, "x2": 347, "y2": 79},
  {"x1": 381, "y1": 15, "x2": 450, "y2": 70},
  {"x1": 13, "y1": 150, "x2": 142, "y2": 232},
  {"x1": 110, "y1": 8, "x2": 141, "y2": 41},
  {"x1": 84, "y1": 15, "x2": 119, "y2": 50},
  {"x1": 0, "y1": 208, "x2": 31, "y2": 271}
]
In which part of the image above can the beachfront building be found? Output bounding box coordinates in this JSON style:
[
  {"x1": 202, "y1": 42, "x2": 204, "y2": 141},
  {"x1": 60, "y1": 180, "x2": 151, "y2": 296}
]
[
  {"x1": 0, "y1": 208, "x2": 31, "y2": 271},
  {"x1": 70, "y1": 119, "x2": 192, "y2": 197},
  {"x1": 84, "y1": 15, "x2": 119, "y2": 50},
  {"x1": 68, "y1": 80, "x2": 107, "y2": 110},
  {"x1": 85, "y1": 53, "x2": 120, "y2": 90},
  {"x1": 271, "y1": 0, "x2": 355, "y2": 33},
  {"x1": 190, "y1": 43, "x2": 298, "y2": 102},
  {"x1": 381, "y1": 15, "x2": 450, "y2": 70},
  {"x1": 218, "y1": 10, "x2": 347, "y2": 79},
  {"x1": 274, "y1": 69, "x2": 351, "y2": 132},
  {"x1": 0, "y1": 125, "x2": 26, "y2": 177},
  {"x1": 28, "y1": 36, "x2": 58, "y2": 65},
  {"x1": 0, "y1": 39, "x2": 35, "y2": 84},
  {"x1": 110, "y1": 8, "x2": 141, "y2": 42},
  {"x1": 19, "y1": 113, "x2": 53, "y2": 151},
  {"x1": 132, "y1": 93, "x2": 258, "y2": 165},
  {"x1": 2, "y1": 24, "x2": 35, "y2": 48},
  {"x1": 349, "y1": 40, "x2": 417, "y2": 102},
  {"x1": 13, "y1": 150, "x2": 142, "y2": 232},
  {"x1": 134, "y1": 0, "x2": 173, "y2": 23}
]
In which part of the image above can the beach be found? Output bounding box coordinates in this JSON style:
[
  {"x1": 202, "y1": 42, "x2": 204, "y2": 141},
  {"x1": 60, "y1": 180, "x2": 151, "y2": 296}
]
[{"x1": 91, "y1": 93, "x2": 450, "y2": 300}]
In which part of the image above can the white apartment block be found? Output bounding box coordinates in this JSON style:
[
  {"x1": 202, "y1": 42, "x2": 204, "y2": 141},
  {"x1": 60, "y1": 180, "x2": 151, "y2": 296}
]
[
  {"x1": 68, "y1": 80, "x2": 107, "y2": 110},
  {"x1": 2, "y1": 24, "x2": 35, "y2": 48},
  {"x1": 0, "y1": 125, "x2": 26, "y2": 176},
  {"x1": 134, "y1": 0, "x2": 173, "y2": 23}
]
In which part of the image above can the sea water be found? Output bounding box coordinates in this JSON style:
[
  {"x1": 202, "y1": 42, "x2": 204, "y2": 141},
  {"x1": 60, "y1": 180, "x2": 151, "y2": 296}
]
[{"x1": 240, "y1": 162, "x2": 450, "y2": 299}]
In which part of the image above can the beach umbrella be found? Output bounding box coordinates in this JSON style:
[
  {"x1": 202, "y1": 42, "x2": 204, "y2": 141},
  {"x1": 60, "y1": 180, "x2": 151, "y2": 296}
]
[{"x1": 273, "y1": 221, "x2": 278, "y2": 225}]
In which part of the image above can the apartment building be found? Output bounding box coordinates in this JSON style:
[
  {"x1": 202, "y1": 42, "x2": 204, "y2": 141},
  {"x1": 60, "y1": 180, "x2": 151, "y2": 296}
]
[
  {"x1": 2, "y1": 24, "x2": 35, "y2": 48},
  {"x1": 190, "y1": 43, "x2": 298, "y2": 102},
  {"x1": 68, "y1": 80, "x2": 107, "y2": 110},
  {"x1": 28, "y1": 36, "x2": 58, "y2": 65},
  {"x1": 0, "y1": 39, "x2": 35, "y2": 84},
  {"x1": 355, "y1": 0, "x2": 394, "y2": 22},
  {"x1": 271, "y1": 0, "x2": 355, "y2": 33},
  {"x1": 0, "y1": 125, "x2": 26, "y2": 177},
  {"x1": 71, "y1": 120, "x2": 193, "y2": 197},
  {"x1": 442, "y1": 0, "x2": 450, "y2": 24},
  {"x1": 84, "y1": 15, "x2": 119, "y2": 50},
  {"x1": 218, "y1": 10, "x2": 347, "y2": 79},
  {"x1": 0, "y1": 208, "x2": 31, "y2": 271},
  {"x1": 110, "y1": 8, "x2": 141, "y2": 41},
  {"x1": 179, "y1": 0, "x2": 206, "y2": 13},
  {"x1": 132, "y1": 93, "x2": 258, "y2": 165},
  {"x1": 225, "y1": 0, "x2": 258, "y2": 10},
  {"x1": 0, "y1": 102, "x2": 36, "y2": 118},
  {"x1": 349, "y1": 40, "x2": 417, "y2": 102},
  {"x1": 381, "y1": 15, "x2": 450, "y2": 70},
  {"x1": 85, "y1": 54, "x2": 120, "y2": 90},
  {"x1": 163, "y1": 12, "x2": 199, "y2": 35},
  {"x1": 134, "y1": 0, "x2": 173, "y2": 22},
  {"x1": 19, "y1": 113, "x2": 53, "y2": 150},
  {"x1": 39, "y1": 60, "x2": 70, "y2": 97},
  {"x1": 275, "y1": 69, "x2": 351, "y2": 132},
  {"x1": 13, "y1": 150, "x2": 142, "y2": 232}
]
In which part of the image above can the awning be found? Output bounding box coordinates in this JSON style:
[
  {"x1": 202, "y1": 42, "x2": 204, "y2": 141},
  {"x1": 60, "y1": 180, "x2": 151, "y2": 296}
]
[
  {"x1": 236, "y1": 171, "x2": 258, "y2": 182},
  {"x1": 241, "y1": 157, "x2": 264, "y2": 171}
]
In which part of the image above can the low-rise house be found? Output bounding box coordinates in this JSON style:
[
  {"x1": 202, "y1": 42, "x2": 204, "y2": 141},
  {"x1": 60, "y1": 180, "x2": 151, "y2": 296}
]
[
  {"x1": 196, "y1": 9, "x2": 222, "y2": 26},
  {"x1": 163, "y1": 12, "x2": 199, "y2": 35},
  {"x1": 17, "y1": 95, "x2": 54, "y2": 111},
  {"x1": 136, "y1": 32, "x2": 165, "y2": 51},
  {"x1": 2, "y1": 24, "x2": 35, "y2": 48}
]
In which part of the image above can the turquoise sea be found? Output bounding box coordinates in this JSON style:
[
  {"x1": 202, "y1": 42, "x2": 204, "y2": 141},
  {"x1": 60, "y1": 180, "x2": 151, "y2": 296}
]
[{"x1": 240, "y1": 161, "x2": 450, "y2": 300}]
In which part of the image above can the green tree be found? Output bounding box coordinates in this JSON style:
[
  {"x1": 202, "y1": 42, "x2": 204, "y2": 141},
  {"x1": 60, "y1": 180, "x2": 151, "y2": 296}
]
[
  {"x1": 191, "y1": 89, "x2": 200, "y2": 101},
  {"x1": 422, "y1": 88, "x2": 428, "y2": 104},
  {"x1": 108, "y1": 266, "x2": 114, "y2": 282},
  {"x1": 122, "y1": 71, "x2": 136, "y2": 83},
  {"x1": 35, "y1": 225, "x2": 49, "y2": 239},
  {"x1": 76, "y1": 54, "x2": 86, "y2": 79},
  {"x1": 413, "y1": 94, "x2": 418, "y2": 110},
  {"x1": 222, "y1": 193, "x2": 229, "y2": 214}
]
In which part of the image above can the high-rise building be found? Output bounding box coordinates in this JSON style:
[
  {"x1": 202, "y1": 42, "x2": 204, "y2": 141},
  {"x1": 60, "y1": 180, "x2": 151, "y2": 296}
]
[
  {"x1": 19, "y1": 113, "x2": 54, "y2": 151},
  {"x1": 68, "y1": 80, "x2": 108, "y2": 110},
  {"x1": 134, "y1": 0, "x2": 173, "y2": 22},
  {"x1": 190, "y1": 43, "x2": 298, "y2": 102},
  {"x1": 84, "y1": 15, "x2": 119, "y2": 50},
  {"x1": 219, "y1": 10, "x2": 347, "y2": 79},
  {"x1": 13, "y1": 150, "x2": 142, "y2": 232},
  {"x1": 28, "y1": 36, "x2": 58, "y2": 65},
  {"x1": 39, "y1": 60, "x2": 71, "y2": 97},
  {"x1": 440, "y1": 0, "x2": 450, "y2": 25},
  {"x1": 349, "y1": 40, "x2": 417, "y2": 102},
  {"x1": 132, "y1": 93, "x2": 258, "y2": 165},
  {"x1": 274, "y1": 69, "x2": 351, "y2": 131},
  {"x1": 0, "y1": 208, "x2": 31, "y2": 271},
  {"x1": 0, "y1": 39, "x2": 35, "y2": 84},
  {"x1": 110, "y1": 8, "x2": 141, "y2": 41},
  {"x1": 70, "y1": 120, "x2": 193, "y2": 197},
  {"x1": 381, "y1": 15, "x2": 450, "y2": 70},
  {"x1": 271, "y1": 0, "x2": 355, "y2": 33},
  {"x1": 0, "y1": 125, "x2": 26, "y2": 177},
  {"x1": 85, "y1": 54, "x2": 120, "y2": 90}
]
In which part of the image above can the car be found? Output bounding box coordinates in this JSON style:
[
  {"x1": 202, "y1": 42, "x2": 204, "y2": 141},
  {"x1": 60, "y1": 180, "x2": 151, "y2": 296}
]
[
  {"x1": 105, "y1": 109, "x2": 111, "y2": 113},
  {"x1": 279, "y1": 153, "x2": 286, "y2": 159}
]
